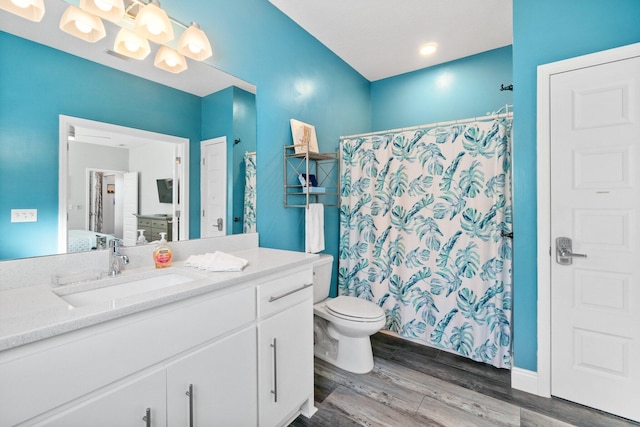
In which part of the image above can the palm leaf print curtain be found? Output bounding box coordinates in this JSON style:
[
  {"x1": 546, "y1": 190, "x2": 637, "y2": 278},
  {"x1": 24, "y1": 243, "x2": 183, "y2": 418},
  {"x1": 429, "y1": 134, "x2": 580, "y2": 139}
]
[
  {"x1": 339, "y1": 119, "x2": 513, "y2": 368},
  {"x1": 89, "y1": 171, "x2": 104, "y2": 233},
  {"x1": 243, "y1": 152, "x2": 257, "y2": 233}
]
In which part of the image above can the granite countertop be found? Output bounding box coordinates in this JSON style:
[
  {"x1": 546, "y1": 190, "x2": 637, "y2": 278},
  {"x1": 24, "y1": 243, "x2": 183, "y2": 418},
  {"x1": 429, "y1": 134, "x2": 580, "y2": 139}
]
[{"x1": 0, "y1": 248, "x2": 318, "y2": 352}]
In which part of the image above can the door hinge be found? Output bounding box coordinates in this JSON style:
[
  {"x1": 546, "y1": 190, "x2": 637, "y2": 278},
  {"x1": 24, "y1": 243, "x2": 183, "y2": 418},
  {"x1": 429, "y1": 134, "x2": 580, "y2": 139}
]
[
  {"x1": 202, "y1": 157, "x2": 205, "y2": 166},
  {"x1": 202, "y1": 209, "x2": 205, "y2": 217},
  {"x1": 175, "y1": 156, "x2": 181, "y2": 164},
  {"x1": 549, "y1": 246, "x2": 552, "y2": 256},
  {"x1": 175, "y1": 210, "x2": 180, "y2": 218}
]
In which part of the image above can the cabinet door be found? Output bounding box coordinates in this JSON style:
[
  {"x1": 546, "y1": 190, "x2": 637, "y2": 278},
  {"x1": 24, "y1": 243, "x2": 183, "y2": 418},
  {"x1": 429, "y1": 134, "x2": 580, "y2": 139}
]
[
  {"x1": 166, "y1": 326, "x2": 257, "y2": 427},
  {"x1": 258, "y1": 299, "x2": 314, "y2": 427},
  {"x1": 39, "y1": 369, "x2": 166, "y2": 427}
]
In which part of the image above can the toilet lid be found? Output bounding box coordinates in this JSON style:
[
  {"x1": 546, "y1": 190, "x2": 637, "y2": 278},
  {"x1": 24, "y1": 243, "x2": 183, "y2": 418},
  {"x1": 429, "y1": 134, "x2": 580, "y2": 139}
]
[{"x1": 326, "y1": 296, "x2": 384, "y2": 320}]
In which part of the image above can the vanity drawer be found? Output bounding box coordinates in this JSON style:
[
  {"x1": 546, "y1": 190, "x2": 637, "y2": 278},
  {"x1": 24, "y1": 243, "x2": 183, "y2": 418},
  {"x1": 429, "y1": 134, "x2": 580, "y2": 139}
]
[
  {"x1": 138, "y1": 218, "x2": 152, "y2": 227},
  {"x1": 151, "y1": 219, "x2": 169, "y2": 229},
  {"x1": 256, "y1": 268, "x2": 313, "y2": 318}
]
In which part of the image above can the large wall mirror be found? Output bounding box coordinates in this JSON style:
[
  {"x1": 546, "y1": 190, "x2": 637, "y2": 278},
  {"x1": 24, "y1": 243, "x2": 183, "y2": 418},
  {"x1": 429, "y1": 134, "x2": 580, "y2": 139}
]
[{"x1": 0, "y1": 0, "x2": 257, "y2": 261}]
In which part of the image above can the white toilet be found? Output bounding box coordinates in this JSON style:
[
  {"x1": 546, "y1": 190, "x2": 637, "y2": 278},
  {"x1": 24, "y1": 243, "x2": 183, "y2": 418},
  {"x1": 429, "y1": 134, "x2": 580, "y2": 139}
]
[{"x1": 313, "y1": 254, "x2": 386, "y2": 374}]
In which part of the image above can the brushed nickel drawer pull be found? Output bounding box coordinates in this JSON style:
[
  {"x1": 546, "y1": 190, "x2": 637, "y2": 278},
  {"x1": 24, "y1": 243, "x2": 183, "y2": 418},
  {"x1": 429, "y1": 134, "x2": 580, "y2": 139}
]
[
  {"x1": 268, "y1": 283, "x2": 313, "y2": 302},
  {"x1": 270, "y1": 338, "x2": 278, "y2": 403},
  {"x1": 186, "y1": 384, "x2": 194, "y2": 427},
  {"x1": 142, "y1": 408, "x2": 151, "y2": 427}
]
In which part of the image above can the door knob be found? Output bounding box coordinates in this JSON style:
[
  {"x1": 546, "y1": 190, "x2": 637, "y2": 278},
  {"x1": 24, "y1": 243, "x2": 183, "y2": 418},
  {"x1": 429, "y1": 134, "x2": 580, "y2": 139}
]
[
  {"x1": 216, "y1": 217, "x2": 223, "y2": 231},
  {"x1": 556, "y1": 237, "x2": 587, "y2": 265}
]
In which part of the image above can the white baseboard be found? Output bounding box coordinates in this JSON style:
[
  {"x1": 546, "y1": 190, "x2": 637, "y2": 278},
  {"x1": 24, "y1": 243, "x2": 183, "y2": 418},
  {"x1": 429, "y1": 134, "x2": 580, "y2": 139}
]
[{"x1": 511, "y1": 367, "x2": 541, "y2": 395}]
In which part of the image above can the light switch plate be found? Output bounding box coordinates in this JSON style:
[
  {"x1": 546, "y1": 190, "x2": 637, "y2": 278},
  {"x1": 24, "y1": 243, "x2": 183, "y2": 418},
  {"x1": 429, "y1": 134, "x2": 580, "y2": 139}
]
[{"x1": 11, "y1": 209, "x2": 37, "y2": 223}]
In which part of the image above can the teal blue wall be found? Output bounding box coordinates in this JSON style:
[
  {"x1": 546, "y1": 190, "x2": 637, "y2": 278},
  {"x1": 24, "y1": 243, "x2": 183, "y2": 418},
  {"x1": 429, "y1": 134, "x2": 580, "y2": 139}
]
[
  {"x1": 160, "y1": 0, "x2": 371, "y2": 291},
  {"x1": 0, "y1": 31, "x2": 201, "y2": 260},
  {"x1": 371, "y1": 46, "x2": 513, "y2": 131},
  {"x1": 232, "y1": 88, "x2": 257, "y2": 235},
  {"x1": 1, "y1": 0, "x2": 371, "y2": 289},
  {"x1": 512, "y1": 0, "x2": 640, "y2": 371},
  {"x1": 201, "y1": 86, "x2": 257, "y2": 236},
  {"x1": 202, "y1": 87, "x2": 235, "y2": 236}
]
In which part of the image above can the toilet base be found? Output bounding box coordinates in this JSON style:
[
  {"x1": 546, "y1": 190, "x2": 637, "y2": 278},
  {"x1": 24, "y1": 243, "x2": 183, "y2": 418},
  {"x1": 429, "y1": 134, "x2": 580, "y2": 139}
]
[
  {"x1": 314, "y1": 335, "x2": 375, "y2": 374},
  {"x1": 313, "y1": 316, "x2": 376, "y2": 374}
]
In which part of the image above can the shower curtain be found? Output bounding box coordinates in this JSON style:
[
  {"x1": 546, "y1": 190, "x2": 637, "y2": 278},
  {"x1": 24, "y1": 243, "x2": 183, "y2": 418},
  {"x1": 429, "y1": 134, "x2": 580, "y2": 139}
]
[
  {"x1": 243, "y1": 152, "x2": 257, "y2": 233},
  {"x1": 89, "y1": 171, "x2": 104, "y2": 233},
  {"x1": 339, "y1": 119, "x2": 513, "y2": 368}
]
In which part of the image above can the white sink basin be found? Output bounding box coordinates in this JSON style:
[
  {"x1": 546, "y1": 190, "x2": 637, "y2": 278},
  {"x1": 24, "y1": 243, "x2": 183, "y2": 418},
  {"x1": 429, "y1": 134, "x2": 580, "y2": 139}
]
[{"x1": 58, "y1": 273, "x2": 196, "y2": 307}]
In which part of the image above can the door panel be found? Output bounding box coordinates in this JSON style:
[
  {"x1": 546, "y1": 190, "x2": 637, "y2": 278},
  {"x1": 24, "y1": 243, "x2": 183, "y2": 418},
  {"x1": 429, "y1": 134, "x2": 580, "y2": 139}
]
[
  {"x1": 550, "y1": 55, "x2": 640, "y2": 421},
  {"x1": 200, "y1": 137, "x2": 227, "y2": 238},
  {"x1": 122, "y1": 172, "x2": 139, "y2": 246}
]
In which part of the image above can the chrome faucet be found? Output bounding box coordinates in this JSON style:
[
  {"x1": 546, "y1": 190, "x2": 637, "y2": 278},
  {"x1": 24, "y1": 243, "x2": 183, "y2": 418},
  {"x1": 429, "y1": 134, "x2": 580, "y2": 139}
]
[{"x1": 108, "y1": 238, "x2": 130, "y2": 276}]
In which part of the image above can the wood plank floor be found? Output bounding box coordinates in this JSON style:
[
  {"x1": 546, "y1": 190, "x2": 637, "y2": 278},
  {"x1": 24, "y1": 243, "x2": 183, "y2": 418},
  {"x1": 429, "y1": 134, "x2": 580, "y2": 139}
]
[{"x1": 291, "y1": 332, "x2": 640, "y2": 427}]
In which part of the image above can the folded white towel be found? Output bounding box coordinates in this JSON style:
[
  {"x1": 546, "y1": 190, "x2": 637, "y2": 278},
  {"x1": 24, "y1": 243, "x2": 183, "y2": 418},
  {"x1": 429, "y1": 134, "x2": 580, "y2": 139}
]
[
  {"x1": 305, "y1": 203, "x2": 325, "y2": 253},
  {"x1": 184, "y1": 251, "x2": 249, "y2": 272}
]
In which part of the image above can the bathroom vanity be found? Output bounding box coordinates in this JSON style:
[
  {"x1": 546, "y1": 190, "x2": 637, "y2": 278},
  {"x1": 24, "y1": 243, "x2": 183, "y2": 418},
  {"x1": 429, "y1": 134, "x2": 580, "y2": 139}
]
[{"x1": 0, "y1": 242, "x2": 317, "y2": 427}]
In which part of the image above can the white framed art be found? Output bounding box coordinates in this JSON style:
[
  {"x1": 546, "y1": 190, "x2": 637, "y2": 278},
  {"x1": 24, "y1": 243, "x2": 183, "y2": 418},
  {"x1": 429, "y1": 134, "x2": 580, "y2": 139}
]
[{"x1": 290, "y1": 118, "x2": 319, "y2": 154}]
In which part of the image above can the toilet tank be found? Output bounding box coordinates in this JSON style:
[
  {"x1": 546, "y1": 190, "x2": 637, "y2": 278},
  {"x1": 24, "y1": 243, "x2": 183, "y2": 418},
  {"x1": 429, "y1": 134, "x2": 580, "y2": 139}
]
[{"x1": 312, "y1": 254, "x2": 333, "y2": 303}]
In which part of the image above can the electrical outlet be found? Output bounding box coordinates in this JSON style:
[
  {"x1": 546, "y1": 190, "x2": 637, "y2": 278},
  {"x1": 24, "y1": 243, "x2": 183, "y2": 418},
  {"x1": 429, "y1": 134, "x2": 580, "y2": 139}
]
[{"x1": 11, "y1": 209, "x2": 37, "y2": 223}]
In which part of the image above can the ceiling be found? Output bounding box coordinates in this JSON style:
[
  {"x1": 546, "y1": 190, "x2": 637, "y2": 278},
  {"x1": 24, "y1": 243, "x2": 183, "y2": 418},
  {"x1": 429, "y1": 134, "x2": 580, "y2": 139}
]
[{"x1": 268, "y1": 0, "x2": 513, "y2": 82}]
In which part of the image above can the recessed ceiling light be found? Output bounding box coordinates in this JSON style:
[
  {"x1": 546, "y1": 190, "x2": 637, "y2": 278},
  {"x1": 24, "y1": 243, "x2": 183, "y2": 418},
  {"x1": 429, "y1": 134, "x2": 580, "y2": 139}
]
[{"x1": 420, "y1": 42, "x2": 438, "y2": 56}]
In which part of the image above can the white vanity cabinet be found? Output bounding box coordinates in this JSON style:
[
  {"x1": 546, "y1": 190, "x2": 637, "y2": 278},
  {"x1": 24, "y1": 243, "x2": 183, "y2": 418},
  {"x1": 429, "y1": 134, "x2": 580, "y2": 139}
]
[
  {"x1": 36, "y1": 311, "x2": 258, "y2": 427},
  {"x1": 257, "y1": 269, "x2": 316, "y2": 427},
  {"x1": 0, "y1": 284, "x2": 257, "y2": 427},
  {"x1": 0, "y1": 253, "x2": 318, "y2": 427}
]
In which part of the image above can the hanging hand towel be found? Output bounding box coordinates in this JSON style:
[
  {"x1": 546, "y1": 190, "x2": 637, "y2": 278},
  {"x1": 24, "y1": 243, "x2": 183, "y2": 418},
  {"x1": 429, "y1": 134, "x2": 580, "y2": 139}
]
[{"x1": 305, "y1": 203, "x2": 325, "y2": 253}]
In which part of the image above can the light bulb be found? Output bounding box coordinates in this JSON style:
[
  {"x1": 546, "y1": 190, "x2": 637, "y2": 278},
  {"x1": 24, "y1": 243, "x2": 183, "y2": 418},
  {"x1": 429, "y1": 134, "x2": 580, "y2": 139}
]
[
  {"x1": 11, "y1": 0, "x2": 30, "y2": 8},
  {"x1": 93, "y1": 0, "x2": 112, "y2": 12},
  {"x1": 74, "y1": 19, "x2": 93, "y2": 34},
  {"x1": 188, "y1": 43, "x2": 202, "y2": 54},
  {"x1": 147, "y1": 17, "x2": 162, "y2": 35},
  {"x1": 124, "y1": 39, "x2": 139, "y2": 52},
  {"x1": 165, "y1": 57, "x2": 177, "y2": 67}
]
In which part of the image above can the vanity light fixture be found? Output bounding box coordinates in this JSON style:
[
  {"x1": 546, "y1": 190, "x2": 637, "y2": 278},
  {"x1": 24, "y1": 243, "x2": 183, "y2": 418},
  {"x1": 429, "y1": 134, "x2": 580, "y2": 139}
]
[
  {"x1": 177, "y1": 22, "x2": 212, "y2": 61},
  {"x1": 79, "y1": 0, "x2": 124, "y2": 23},
  {"x1": 0, "y1": 0, "x2": 45, "y2": 22},
  {"x1": 113, "y1": 27, "x2": 150, "y2": 59},
  {"x1": 133, "y1": 0, "x2": 174, "y2": 44},
  {"x1": 154, "y1": 45, "x2": 187, "y2": 73},
  {"x1": 59, "y1": 5, "x2": 106, "y2": 43}
]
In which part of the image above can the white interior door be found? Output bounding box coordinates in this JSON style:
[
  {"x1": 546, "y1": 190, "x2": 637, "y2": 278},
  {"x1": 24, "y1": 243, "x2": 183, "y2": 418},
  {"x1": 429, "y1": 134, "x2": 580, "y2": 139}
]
[
  {"x1": 201, "y1": 138, "x2": 227, "y2": 238},
  {"x1": 550, "y1": 54, "x2": 640, "y2": 421},
  {"x1": 122, "y1": 172, "x2": 139, "y2": 246}
]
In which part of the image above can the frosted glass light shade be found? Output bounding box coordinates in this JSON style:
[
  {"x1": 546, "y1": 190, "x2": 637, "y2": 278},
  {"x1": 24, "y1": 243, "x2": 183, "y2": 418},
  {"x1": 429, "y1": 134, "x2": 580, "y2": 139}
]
[
  {"x1": 79, "y1": 0, "x2": 124, "y2": 23},
  {"x1": 59, "y1": 5, "x2": 106, "y2": 43},
  {"x1": 154, "y1": 46, "x2": 187, "y2": 74},
  {"x1": 177, "y1": 22, "x2": 212, "y2": 61},
  {"x1": 113, "y1": 27, "x2": 150, "y2": 60},
  {"x1": 134, "y1": 1, "x2": 174, "y2": 44},
  {"x1": 0, "y1": 0, "x2": 45, "y2": 22}
]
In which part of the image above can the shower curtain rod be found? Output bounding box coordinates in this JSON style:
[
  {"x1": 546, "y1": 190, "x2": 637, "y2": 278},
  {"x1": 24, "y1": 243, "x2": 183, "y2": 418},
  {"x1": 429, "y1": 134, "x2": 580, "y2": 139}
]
[{"x1": 340, "y1": 105, "x2": 513, "y2": 140}]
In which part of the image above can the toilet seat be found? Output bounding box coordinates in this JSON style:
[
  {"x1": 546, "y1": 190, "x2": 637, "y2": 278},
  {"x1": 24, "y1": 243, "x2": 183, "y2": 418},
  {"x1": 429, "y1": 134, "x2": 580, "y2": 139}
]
[{"x1": 325, "y1": 296, "x2": 385, "y2": 322}]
